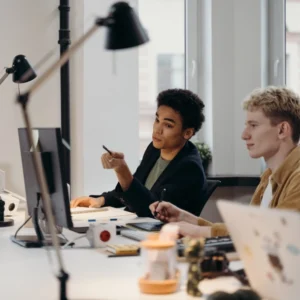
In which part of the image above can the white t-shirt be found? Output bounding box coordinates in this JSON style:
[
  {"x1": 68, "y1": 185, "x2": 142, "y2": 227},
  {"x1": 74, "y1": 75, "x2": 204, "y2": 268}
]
[{"x1": 260, "y1": 177, "x2": 273, "y2": 208}]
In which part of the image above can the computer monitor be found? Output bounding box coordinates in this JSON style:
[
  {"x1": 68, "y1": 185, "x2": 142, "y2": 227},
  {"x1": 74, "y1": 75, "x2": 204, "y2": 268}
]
[{"x1": 11, "y1": 128, "x2": 73, "y2": 247}]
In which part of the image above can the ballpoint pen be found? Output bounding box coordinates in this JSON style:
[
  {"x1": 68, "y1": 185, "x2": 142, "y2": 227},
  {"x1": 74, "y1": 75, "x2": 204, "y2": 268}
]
[
  {"x1": 154, "y1": 188, "x2": 166, "y2": 218},
  {"x1": 102, "y1": 145, "x2": 112, "y2": 155}
]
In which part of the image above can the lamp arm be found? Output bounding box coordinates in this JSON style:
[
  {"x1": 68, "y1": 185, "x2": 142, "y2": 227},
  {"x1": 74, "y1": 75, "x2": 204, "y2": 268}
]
[
  {"x1": 20, "y1": 100, "x2": 69, "y2": 299},
  {"x1": 21, "y1": 106, "x2": 66, "y2": 261},
  {"x1": 0, "y1": 66, "x2": 16, "y2": 85},
  {"x1": 16, "y1": 19, "x2": 108, "y2": 300},
  {"x1": 21, "y1": 23, "x2": 100, "y2": 96},
  {"x1": 0, "y1": 72, "x2": 10, "y2": 85}
]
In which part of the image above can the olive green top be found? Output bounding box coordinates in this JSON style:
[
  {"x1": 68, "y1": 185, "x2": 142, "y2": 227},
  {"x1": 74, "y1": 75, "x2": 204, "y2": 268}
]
[{"x1": 145, "y1": 156, "x2": 170, "y2": 190}]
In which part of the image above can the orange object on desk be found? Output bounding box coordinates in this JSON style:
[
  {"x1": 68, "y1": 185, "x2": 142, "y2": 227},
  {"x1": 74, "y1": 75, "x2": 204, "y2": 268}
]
[{"x1": 138, "y1": 233, "x2": 180, "y2": 294}]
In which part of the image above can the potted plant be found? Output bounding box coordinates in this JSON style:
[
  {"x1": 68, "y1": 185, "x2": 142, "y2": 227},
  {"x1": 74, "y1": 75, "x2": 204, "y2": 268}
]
[{"x1": 193, "y1": 142, "x2": 212, "y2": 174}]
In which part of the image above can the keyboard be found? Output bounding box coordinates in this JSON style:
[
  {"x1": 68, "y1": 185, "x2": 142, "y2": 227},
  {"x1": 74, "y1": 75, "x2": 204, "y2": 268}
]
[
  {"x1": 121, "y1": 230, "x2": 235, "y2": 257},
  {"x1": 204, "y1": 236, "x2": 235, "y2": 253},
  {"x1": 177, "y1": 236, "x2": 235, "y2": 257}
]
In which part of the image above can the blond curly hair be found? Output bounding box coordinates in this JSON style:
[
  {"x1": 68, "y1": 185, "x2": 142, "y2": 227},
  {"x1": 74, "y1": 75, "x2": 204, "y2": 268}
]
[{"x1": 243, "y1": 86, "x2": 300, "y2": 143}]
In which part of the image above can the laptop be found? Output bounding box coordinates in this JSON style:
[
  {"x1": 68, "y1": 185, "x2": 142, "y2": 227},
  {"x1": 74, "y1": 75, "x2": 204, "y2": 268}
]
[{"x1": 217, "y1": 200, "x2": 300, "y2": 300}]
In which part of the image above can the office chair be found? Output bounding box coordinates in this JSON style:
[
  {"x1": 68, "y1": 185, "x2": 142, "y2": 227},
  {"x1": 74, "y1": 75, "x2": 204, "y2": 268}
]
[{"x1": 198, "y1": 179, "x2": 221, "y2": 215}]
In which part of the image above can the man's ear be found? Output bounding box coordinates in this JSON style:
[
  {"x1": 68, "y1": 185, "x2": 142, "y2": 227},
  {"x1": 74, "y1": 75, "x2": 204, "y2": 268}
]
[
  {"x1": 278, "y1": 121, "x2": 291, "y2": 139},
  {"x1": 183, "y1": 128, "x2": 194, "y2": 140}
]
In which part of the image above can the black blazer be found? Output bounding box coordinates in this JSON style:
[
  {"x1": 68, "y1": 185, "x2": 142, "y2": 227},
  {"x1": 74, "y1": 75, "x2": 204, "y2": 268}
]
[{"x1": 91, "y1": 141, "x2": 207, "y2": 217}]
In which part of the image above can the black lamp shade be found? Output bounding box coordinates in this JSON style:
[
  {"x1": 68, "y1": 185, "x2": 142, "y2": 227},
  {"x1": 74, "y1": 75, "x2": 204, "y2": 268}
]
[
  {"x1": 105, "y1": 2, "x2": 149, "y2": 50},
  {"x1": 12, "y1": 55, "x2": 37, "y2": 83}
]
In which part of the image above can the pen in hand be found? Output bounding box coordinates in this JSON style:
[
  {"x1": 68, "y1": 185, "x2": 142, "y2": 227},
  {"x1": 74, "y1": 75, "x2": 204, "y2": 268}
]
[
  {"x1": 154, "y1": 188, "x2": 166, "y2": 218},
  {"x1": 103, "y1": 145, "x2": 112, "y2": 155}
]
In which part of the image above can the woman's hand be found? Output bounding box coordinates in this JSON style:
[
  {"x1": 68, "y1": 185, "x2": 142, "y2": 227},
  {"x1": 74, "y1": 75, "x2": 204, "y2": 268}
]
[
  {"x1": 172, "y1": 221, "x2": 212, "y2": 238},
  {"x1": 149, "y1": 201, "x2": 184, "y2": 222},
  {"x1": 149, "y1": 201, "x2": 200, "y2": 226},
  {"x1": 70, "y1": 196, "x2": 105, "y2": 208}
]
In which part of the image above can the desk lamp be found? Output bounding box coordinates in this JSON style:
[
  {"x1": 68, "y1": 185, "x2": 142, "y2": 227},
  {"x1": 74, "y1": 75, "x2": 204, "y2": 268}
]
[
  {"x1": 0, "y1": 54, "x2": 36, "y2": 85},
  {"x1": 16, "y1": 2, "x2": 149, "y2": 300},
  {"x1": 0, "y1": 55, "x2": 36, "y2": 227}
]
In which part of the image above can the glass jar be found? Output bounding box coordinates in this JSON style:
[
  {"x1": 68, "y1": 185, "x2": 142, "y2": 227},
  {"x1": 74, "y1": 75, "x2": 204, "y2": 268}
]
[{"x1": 138, "y1": 233, "x2": 180, "y2": 294}]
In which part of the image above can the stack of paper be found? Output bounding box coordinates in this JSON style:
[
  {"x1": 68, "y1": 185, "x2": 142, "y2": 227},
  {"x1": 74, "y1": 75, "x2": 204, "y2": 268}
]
[
  {"x1": 71, "y1": 207, "x2": 108, "y2": 214},
  {"x1": 71, "y1": 206, "x2": 137, "y2": 222}
]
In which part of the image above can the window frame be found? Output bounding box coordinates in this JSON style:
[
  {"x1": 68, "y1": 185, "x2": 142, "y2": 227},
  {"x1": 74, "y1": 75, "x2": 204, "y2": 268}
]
[
  {"x1": 185, "y1": 0, "x2": 199, "y2": 94},
  {"x1": 267, "y1": 0, "x2": 286, "y2": 86}
]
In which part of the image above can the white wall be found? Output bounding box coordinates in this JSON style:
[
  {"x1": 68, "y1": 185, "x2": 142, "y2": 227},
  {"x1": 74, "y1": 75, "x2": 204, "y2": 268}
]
[
  {"x1": 81, "y1": 0, "x2": 140, "y2": 195},
  {"x1": 0, "y1": 0, "x2": 140, "y2": 198},
  {"x1": 0, "y1": 0, "x2": 60, "y2": 196}
]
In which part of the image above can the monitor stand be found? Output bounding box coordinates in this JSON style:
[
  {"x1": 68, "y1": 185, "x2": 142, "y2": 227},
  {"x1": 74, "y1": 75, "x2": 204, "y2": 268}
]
[
  {"x1": 11, "y1": 234, "x2": 67, "y2": 248},
  {"x1": 11, "y1": 194, "x2": 67, "y2": 248}
]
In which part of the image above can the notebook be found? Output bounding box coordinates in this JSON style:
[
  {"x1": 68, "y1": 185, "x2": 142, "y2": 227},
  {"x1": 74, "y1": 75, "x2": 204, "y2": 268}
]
[
  {"x1": 71, "y1": 207, "x2": 108, "y2": 214},
  {"x1": 217, "y1": 200, "x2": 300, "y2": 300},
  {"x1": 71, "y1": 206, "x2": 137, "y2": 222},
  {"x1": 106, "y1": 244, "x2": 140, "y2": 255}
]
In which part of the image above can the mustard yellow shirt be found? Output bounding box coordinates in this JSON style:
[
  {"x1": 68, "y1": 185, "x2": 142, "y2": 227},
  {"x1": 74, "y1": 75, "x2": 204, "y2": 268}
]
[{"x1": 198, "y1": 146, "x2": 300, "y2": 236}]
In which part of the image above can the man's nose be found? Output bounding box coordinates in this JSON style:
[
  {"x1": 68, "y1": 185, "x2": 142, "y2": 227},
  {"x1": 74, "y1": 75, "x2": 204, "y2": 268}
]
[
  {"x1": 154, "y1": 123, "x2": 162, "y2": 134},
  {"x1": 241, "y1": 129, "x2": 250, "y2": 140}
]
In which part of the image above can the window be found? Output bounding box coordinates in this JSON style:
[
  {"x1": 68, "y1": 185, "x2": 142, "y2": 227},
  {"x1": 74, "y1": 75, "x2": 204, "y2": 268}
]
[
  {"x1": 138, "y1": 0, "x2": 185, "y2": 158},
  {"x1": 286, "y1": 0, "x2": 300, "y2": 93},
  {"x1": 268, "y1": 0, "x2": 285, "y2": 86},
  {"x1": 157, "y1": 54, "x2": 185, "y2": 92}
]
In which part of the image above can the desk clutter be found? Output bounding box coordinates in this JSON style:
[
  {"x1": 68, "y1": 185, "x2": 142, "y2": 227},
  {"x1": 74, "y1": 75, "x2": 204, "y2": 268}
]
[
  {"x1": 133, "y1": 226, "x2": 249, "y2": 297},
  {"x1": 7, "y1": 208, "x2": 251, "y2": 298},
  {"x1": 207, "y1": 289, "x2": 261, "y2": 300},
  {"x1": 5, "y1": 211, "x2": 258, "y2": 299},
  {"x1": 0, "y1": 196, "x2": 14, "y2": 227},
  {"x1": 120, "y1": 224, "x2": 236, "y2": 255},
  {"x1": 139, "y1": 228, "x2": 180, "y2": 294},
  {"x1": 183, "y1": 238, "x2": 255, "y2": 298},
  {"x1": 119, "y1": 224, "x2": 252, "y2": 297},
  {"x1": 0, "y1": 191, "x2": 20, "y2": 216},
  {"x1": 86, "y1": 223, "x2": 116, "y2": 247},
  {"x1": 177, "y1": 236, "x2": 236, "y2": 258},
  {"x1": 106, "y1": 244, "x2": 140, "y2": 257}
]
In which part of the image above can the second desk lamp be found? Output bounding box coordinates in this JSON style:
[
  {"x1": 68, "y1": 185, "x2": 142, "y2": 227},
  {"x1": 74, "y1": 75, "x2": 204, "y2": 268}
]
[
  {"x1": 0, "y1": 54, "x2": 36, "y2": 85},
  {"x1": 0, "y1": 54, "x2": 36, "y2": 227}
]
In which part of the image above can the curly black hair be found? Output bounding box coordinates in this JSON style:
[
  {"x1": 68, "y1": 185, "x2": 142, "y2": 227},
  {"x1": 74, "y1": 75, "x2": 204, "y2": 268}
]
[{"x1": 156, "y1": 89, "x2": 205, "y2": 135}]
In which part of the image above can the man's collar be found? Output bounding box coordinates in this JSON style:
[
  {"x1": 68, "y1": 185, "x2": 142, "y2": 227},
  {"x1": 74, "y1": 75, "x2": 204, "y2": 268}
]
[
  {"x1": 260, "y1": 168, "x2": 271, "y2": 180},
  {"x1": 271, "y1": 146, "x2": 300, "y2": 185}
]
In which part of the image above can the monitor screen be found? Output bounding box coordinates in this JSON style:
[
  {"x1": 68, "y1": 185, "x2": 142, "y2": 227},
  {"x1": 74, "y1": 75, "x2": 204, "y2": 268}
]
[{"x1": 18, "y1": 128, "x2": 73, "y2": 229}]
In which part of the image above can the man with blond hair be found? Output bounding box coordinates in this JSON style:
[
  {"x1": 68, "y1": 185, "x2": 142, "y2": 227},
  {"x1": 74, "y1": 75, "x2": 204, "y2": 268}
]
[{"x1": 150, "y1": 86, "x2": 300, "y2": 237}]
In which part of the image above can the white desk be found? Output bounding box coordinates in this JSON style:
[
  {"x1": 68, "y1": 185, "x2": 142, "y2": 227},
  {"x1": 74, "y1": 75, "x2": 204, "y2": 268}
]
[{"x1": 1, "y1": 211, "x2": 243, "y2": 300}]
